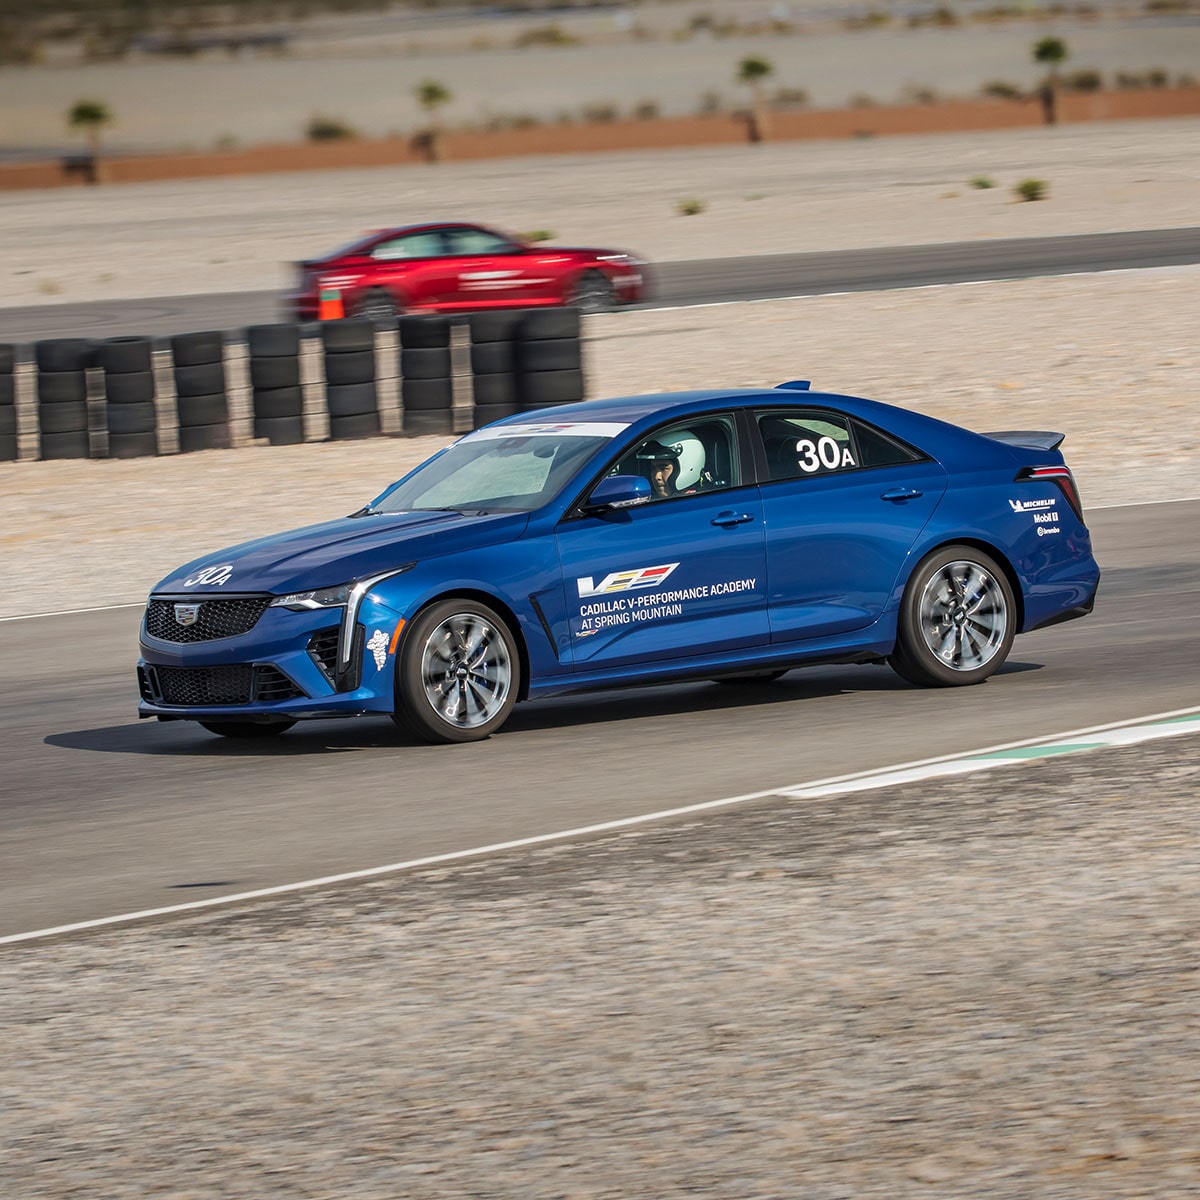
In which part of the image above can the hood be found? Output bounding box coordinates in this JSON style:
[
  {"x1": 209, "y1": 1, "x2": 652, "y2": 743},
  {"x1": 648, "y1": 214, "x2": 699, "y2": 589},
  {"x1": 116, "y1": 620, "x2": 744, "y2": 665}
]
[{"x1": 152, "y1": 509, "x2": 530, "y2": 595}]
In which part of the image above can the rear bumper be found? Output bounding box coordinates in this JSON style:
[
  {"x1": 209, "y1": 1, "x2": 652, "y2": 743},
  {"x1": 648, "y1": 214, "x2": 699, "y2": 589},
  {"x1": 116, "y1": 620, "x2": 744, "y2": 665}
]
[{"x1": 1025, "y1": 572, "x2": 1099, "y2": 632}]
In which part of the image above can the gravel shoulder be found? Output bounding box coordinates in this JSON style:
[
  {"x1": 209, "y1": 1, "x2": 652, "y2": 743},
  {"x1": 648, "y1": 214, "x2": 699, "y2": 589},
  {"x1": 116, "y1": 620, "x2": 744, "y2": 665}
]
[{"x1": 3, "y1": 736, "x2": 1198, "y2": 1198}]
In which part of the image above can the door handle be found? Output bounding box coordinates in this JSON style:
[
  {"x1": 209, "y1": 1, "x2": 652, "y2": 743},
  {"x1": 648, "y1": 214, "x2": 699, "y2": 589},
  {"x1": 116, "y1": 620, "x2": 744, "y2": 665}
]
[
  {"x1": 881, "y1": 487, "x2": 923, "y2": 502},
  {"x1": 711, "y1": 511, "x2": 755, "y2": 528}
]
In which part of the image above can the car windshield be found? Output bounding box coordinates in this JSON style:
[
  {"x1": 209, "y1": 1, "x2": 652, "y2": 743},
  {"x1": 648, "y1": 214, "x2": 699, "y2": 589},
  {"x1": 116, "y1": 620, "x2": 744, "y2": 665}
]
[{"x1": 371, "y1": 423, "x2": 628, "y2": 514}]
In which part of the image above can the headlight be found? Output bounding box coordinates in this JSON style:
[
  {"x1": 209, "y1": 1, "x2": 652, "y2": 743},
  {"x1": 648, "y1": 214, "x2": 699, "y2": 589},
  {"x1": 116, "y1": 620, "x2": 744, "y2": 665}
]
[
  {"x1": 599, "y1": 253, "x2": 641, "y2": 266},
  {"x1": 269, "y1": 584, "x2": 350, "y2": 612}
]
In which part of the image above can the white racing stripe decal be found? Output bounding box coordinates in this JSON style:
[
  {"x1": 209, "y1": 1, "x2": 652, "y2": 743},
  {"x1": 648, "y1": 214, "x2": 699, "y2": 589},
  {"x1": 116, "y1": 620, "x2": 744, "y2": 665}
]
[{"x1": 2, "y1": 705, "x2": 1198, "y2": 946}]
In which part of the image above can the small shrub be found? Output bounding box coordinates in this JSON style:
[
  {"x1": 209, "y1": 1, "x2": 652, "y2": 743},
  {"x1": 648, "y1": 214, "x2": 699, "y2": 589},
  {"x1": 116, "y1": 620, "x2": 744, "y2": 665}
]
[
  {"x1": 632, "y1": 100, "x2": 660, "y2": 120},
  {"x1": 698, "y1": 90, "x2": 725, "y2": 115},
  {"x1": 900, "y1": 84, "x2": 939, "y2": 104},
  {"x1": 515, "y1": 24, "x2": 579, "y2": 48},
  {"x1": 1015, "y1": 178, "x2": 1048, "y2": 202},
  {"x1": 580, "y1": 103, "x2": 619, "y2": 124},
  {"x1": 1063, "y1": 68, "x2": 1103, "y2": 91},
  {"x1": 970, "y1": 175, "x2": 997, "y2": 189},
  {"x1": 981, "y1": 79, "x2": 1023, "y2": 99},
  {"x1": 520, "y1": 230, "x2": 556, "y2": 243},
  {"x1": 849, "y1": 92, "x2": 878, "y2": 108},
  {"x1": 676, "y1": 197, "x2": 707, "y2": 216},
  {"x1": 772, "y1": 86, "x2": 810, "y2": 108},
  {"x1": 306, "y1": 114, "x2": 357, "y2": 141}
]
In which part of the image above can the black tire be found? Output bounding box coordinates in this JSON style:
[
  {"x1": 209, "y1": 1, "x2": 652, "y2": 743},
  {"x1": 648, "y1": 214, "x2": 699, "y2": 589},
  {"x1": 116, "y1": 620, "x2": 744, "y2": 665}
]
[
  {"x1": 37, "y1": 371, "x2": 87, "y2": 405},
  {"x1": 174, "y1": 362, "x2": 226, "y2": 398},
  {"x1": 38, "y1": 400, "x2": 89, "y2": 434},
  {"x1": 401, "y1": 377, "x2": 452, "y2": 411},
  {"x1": 714, "y1": 670, "x2": 788, "y2": 686},
  {"x1": 570, "y1": 272, "x2": 615, "y2": 314},
  {"x1": 468, "y1": 310, "x2": 528, "y2": 344},
  {"x1": 246, "y1": 324, "x2": 301, "y2": 358},
  {"x1": 0, "y1": 405, "x2": 15, "y2": 436},
  {"x1": 354, "y1": 288, "x2": 400, "y2": 322},
  {"x1": 399, "y1": 314, "x2": 450, "y2": 348},
  {"x1": 321, "y1": 317, "x2": 375, "y2": 355},
  {"x1": 325, "y1": 381, "x2": 378, "y2": 419},
  {"x1": 889, "y1": 545, "x2": 1017, "y2": 688},
  {"x1": 250, "y1": 356, "x2": 300, "y2": 390},
  {"x1": 252, "y1": 386, "x2": 303, "y2": 420},
  {"x1": 392, "y1": 598, "x2": 520, "y2": 744},
  {"x1": 519, "y1": 307, "x2": 582, "y2": 340},
  {"x1": 104, "y1": 370, "x2": 156, "y2": 405},
  {"x1": 39, "y1": 430, "x2": 91, "y2": 460},
  {"x1": 0, "y1": 434, "x2": 17, "y2": 462},
  {"x1": 471, "y1": 402, "x2": 521, "y2": 428},
  {"x1": 403, "y1": 409, "x2": 455, "y2": 437},
  {"x1": 470, "y1": 342, "x2": 514, "y2": 375},
  {"x1": 106, "y1": 400, "x2": 157, "y2": 435},
  {"x1": 0, "y1": 375, "x2": 13, "y2": 406},
  {"x1": 97, "y1": 336, "x2": 153, "y2": 374},
  {"x1": 254, "y1": 414, "x2": 306, "y2": 445},
  {"x1": 400, "y1": 347, "x2": 452, "y2": 380},
  {"x1": 471, "y1": 373, "x2": 517, "y2": 406},
  {"x1": 175, "y1": 393, "x2": 229, "y2": 427},
  {"x1": 177, "y1": 422, "x2": 231, "y2": 453},
  {"x1": 199, "y1": 719, "x2": 296, "y2": 738},
  {"x1": 0, "y1": 344, "x2": 15, "y2": 374},
  {"x1": 35, "y1": 338, "x2": 93, "y2": 373},
  {"x1": 170, "y1": 331, "x2": 224, "y2": 367},
  {"x1": 517, "y1": 339, "x2": 583, "y2": 373},
  {"x1": 323, "y1": 349, "x2": 376, "y2": 387},
  {"x1": 329, "y1": 411, "x2": 382, "y2": 441},
  {"x1": 107, "y1": 431, "x2": 159, "y2": 459},
  {"x1": 519, "y1": 369, "x2": 584, "y2": 407}
]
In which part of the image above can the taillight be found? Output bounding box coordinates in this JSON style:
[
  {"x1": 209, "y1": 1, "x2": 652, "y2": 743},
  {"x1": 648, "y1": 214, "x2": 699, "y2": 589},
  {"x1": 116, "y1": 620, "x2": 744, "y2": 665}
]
[{"x1": 1016, "y1": 465, "x2": 1084, "y2": 520}]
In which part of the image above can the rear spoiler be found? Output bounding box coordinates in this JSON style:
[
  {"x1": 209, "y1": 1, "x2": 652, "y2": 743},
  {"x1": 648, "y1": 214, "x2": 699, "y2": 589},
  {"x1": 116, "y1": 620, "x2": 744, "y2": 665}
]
[{"x1": 982, "y1": 430, "x2": 1066, "y2": 451}]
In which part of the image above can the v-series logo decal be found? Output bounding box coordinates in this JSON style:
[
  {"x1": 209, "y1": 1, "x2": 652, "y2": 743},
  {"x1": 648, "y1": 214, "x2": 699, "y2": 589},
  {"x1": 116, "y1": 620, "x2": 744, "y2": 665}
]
[
  {"x1": 1009, "y1": 497, "x2": 1057, "y2": 512},
  {"x1": 577, "y1": 563, "x2": 679, "y2": 597}
]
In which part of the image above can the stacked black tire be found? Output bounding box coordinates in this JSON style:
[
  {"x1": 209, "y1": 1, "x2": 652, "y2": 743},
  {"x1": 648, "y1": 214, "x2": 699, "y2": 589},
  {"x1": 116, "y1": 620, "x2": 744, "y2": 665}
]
[
  {"x1": 467, "y1": 311, "x2": 524, "y2": 429},
  {"x1": 0, "y1": 344, "x2": 15, "y2": 462},
  {"x1": 97, "y1": 335, "x2": 158, "y2": 458},
  {"x1": 399, "y1": 315, "x2": 454, "y2": 437},
  {"x1": 172, "y1": 331, "x2": 230, "y2": 452},
  {"x1": 35, "y1": 338, "x2": 93, "y2": 459},
  {"x1": 322, "y1": 318, "x2": 380, "y2": 440},
  {"x1": 247, "y1": 324, "x2": 304, "y2": 446},
  {"x1": 515, "y1": 308, "x2": 585, "y2": 411}
]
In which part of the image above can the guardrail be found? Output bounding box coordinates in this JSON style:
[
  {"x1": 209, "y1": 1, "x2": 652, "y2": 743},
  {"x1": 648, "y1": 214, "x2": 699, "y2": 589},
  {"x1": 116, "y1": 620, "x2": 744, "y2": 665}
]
[{"x1": 0, "y1": 308, "x2": 586, "y2": 463}]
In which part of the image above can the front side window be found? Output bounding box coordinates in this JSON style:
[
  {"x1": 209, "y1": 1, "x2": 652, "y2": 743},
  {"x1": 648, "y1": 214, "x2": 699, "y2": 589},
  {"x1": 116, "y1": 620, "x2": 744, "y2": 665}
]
[
  {"x1": 757, "y1": 411, "x2": 858, "y2": 481},
  {"x1": 372, "y1": 231, "x2": 446, "y2": 260},
  {"x1": 610, "y1": 417, "x2": 739, "y2": 502},
  {"x1": 443, "y1": 226, "x2": 518, "y2": 255}
]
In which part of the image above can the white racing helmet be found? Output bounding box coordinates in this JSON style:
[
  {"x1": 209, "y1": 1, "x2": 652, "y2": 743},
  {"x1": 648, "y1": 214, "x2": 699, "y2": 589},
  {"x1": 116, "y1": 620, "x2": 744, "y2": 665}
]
[{"x1": 659, "y1": 431, "x2": 706, "y2": 490}]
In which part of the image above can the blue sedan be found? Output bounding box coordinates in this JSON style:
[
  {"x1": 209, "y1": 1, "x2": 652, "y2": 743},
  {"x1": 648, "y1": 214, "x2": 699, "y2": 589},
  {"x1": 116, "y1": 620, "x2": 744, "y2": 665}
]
[{"x1": 137, "y1": 382, "x2": 1100, "y2": 743}]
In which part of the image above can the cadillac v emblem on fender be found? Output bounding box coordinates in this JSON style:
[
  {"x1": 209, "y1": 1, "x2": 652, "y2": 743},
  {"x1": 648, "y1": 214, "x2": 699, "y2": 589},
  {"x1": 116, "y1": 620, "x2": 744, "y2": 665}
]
[
  {"x1": 184, "y1": 564, "x2": 234, "y2": 587},
  {"x1": 174, "y1": 604, "x2": 202, "y2": 627}
]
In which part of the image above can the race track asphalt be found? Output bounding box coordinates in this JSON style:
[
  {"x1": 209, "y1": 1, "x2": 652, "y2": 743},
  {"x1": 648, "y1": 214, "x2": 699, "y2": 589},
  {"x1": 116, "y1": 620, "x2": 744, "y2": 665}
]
[
  {"x1": 1, "y1": 498, "x2": 1197, "y2": 938},
  {"x1": 0, "y1": 226, "x2": 1196, "y2": 342}
]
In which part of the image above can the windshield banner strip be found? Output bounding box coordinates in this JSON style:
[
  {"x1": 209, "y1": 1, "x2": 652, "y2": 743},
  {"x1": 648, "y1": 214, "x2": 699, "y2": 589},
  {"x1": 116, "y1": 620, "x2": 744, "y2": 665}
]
[{"x1": 462, "y1": 422, "x2": 630, "y2": 441}]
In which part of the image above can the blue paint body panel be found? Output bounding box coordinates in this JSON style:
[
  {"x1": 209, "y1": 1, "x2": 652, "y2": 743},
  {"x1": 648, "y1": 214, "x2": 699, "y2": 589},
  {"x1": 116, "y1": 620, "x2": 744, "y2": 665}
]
[{"x1": 137, "y1": 386, "x2": 1100, "y2": 726}]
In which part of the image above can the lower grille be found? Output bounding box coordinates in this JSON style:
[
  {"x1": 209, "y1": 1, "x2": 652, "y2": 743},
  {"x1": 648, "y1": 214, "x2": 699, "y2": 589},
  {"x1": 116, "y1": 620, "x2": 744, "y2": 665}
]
[
  {"x1": 307, "y1": 626, "x2": 340, "y2": 684},
  {"x1": 140, "y1": 664, "x2": 304, "y2": 707}
]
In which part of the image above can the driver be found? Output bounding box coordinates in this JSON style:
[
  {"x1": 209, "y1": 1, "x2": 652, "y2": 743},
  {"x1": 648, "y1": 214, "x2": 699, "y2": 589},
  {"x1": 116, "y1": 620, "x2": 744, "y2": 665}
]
[{"x1": 636, "y1": 440, "x2": 680, "y2": 499}]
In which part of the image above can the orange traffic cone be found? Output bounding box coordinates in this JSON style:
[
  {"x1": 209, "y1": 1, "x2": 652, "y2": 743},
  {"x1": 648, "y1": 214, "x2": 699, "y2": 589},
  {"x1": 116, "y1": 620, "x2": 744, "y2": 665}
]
[{"x1": 318, "y1": 286, "x2": 344, "y2": 321}]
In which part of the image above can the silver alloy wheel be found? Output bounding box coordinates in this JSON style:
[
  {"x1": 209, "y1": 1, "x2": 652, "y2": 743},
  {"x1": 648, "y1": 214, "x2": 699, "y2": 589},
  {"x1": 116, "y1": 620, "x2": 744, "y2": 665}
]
[
  {"x1": 573, "y1": 273, "x2": 614, "y2": 314},
  {"x1": 420, "y1": 611, "x2": 513, "y2": 729},
  {"x1": 917, "y1": 560, "x2": 1008, "y2": 672},
  {"x1": 358, "y1": 289, "x2": 397, "y2": 320}
]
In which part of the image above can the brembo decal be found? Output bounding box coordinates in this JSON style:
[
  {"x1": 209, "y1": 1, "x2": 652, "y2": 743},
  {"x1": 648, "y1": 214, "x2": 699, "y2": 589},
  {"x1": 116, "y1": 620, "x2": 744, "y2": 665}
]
[{"x1": 184, "y1": 564, "x2": 234, "y2": 587}]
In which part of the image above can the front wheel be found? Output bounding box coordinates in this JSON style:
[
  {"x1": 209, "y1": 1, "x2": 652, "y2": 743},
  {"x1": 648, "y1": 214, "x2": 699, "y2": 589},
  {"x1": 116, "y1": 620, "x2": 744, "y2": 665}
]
[
  {"x1": 356, "y1": 288, "x2": 399, "y2": 321},
  {"x1": 392, "y1": 599, "x2": 520, "y2": 744},
  {"x1": 198, "y1": 720, "x2": 296, "y2": 738},
  {"x1": 572, "y1": 271, "x2": 615, "y2": 314},
  {"x1": 889, "y1": 546, "x2": 1016, "y2": 687}
]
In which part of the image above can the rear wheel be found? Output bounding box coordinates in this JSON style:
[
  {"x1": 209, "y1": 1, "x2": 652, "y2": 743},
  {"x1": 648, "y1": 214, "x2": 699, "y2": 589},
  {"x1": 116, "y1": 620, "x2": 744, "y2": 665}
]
[
  {"x1": 393, "y1": 599, "x2": 520, "y2": 744},
  {"x1": 572, "y1": 271, "x2": 615, "y2": 314},
  {"x1": 889, "y1": 546, "x2": 1015, "y2": 687},
  {"x1": 198, "y1": 720, "x2": 296, "y2": 738},
  {"x1": 356, "y1": 288, "x2": 399, "y2": 321}
]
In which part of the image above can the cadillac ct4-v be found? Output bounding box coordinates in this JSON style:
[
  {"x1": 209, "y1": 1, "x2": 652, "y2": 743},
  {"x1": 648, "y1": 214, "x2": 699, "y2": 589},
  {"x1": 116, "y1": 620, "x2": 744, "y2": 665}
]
[
  {"x1": 137, "y1": 383, "x2": 1100, "y2": 743},
  {"x1": 289, "y1": 221, "x2": 646, "y2": 319}
]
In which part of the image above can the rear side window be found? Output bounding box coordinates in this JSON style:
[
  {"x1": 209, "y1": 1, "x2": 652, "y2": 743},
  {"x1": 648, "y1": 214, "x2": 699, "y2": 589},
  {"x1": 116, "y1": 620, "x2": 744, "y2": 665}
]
[{"x1": 757, "y1": 411, "x2": 857, "y2": 481}]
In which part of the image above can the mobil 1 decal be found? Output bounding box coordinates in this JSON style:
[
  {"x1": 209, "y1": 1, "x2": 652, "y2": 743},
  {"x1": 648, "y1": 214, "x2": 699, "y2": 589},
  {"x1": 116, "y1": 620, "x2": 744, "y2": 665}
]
[{"x1": 574, "y1": 561, "x2": 757, "y2": 638}]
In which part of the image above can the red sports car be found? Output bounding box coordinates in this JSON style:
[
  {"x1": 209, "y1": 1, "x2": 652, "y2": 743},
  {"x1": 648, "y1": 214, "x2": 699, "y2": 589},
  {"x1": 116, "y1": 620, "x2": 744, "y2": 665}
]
[{"x1": 289, "y1": 221, "x2": 647, "y2": 319}]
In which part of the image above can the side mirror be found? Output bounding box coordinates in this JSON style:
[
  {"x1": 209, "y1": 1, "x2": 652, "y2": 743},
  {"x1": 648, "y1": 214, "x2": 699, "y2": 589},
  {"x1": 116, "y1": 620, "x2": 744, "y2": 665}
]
[{"x1": 586, "y1": 474, "x2": 651, "y2": 511}]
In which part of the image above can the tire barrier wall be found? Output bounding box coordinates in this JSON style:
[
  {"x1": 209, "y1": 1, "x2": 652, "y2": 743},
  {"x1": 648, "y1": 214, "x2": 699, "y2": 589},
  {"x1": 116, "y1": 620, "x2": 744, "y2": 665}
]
[
  {"x1": 8, "y1": 309, "x2": 585, "y2": 462},
  {"x1": 0, "y1": 343, "x2": 15, "y2": 462}
]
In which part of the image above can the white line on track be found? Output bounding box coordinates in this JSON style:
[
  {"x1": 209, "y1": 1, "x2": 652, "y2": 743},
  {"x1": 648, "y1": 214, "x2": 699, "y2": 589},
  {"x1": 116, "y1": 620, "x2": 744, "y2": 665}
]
[
  {"x1": 3, "y1": 705, "x2": 1198, "y2": 947},
  {"x1": 2, "y1": 499, "x2": 1197, "y2": 626}
]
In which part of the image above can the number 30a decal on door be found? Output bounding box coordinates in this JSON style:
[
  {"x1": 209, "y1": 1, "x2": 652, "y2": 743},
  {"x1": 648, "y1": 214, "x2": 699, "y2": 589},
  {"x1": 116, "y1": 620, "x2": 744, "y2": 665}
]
[{"x1": 794, "y1": 436, "x2": 857, "y2": 473}]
